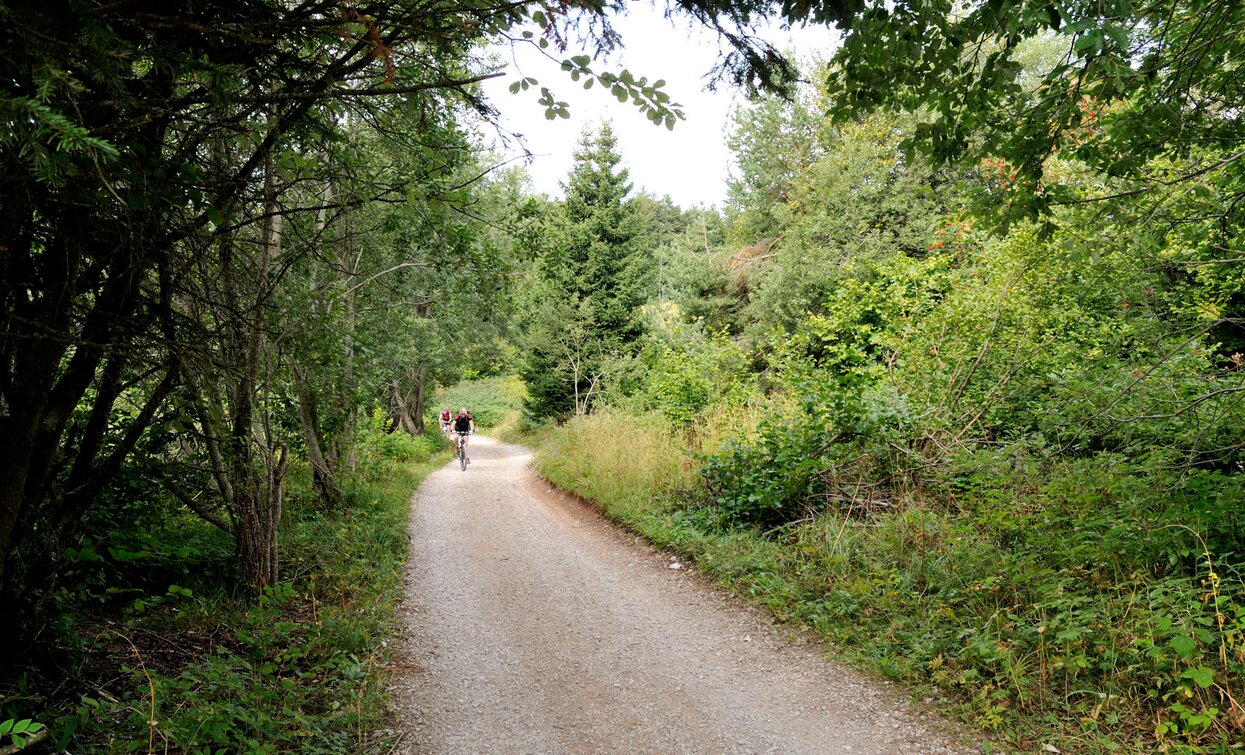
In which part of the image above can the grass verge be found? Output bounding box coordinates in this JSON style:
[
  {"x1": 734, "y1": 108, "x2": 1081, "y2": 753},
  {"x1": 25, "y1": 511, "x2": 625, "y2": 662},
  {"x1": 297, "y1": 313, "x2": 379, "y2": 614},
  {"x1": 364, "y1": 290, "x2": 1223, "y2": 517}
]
[
  {"x1": 526, "y1": 411, "x2": 1245, "y2": 755},
  {"x1": 21, "y1": 439, "x2": 446, "y2": 754}
]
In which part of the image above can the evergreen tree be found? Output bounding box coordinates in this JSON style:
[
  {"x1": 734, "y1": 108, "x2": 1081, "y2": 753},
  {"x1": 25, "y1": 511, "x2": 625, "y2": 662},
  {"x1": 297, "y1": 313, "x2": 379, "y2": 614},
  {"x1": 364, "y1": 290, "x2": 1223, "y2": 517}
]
[{"x1": 521, "y1": 123, "x2": 650, "y2": 421}]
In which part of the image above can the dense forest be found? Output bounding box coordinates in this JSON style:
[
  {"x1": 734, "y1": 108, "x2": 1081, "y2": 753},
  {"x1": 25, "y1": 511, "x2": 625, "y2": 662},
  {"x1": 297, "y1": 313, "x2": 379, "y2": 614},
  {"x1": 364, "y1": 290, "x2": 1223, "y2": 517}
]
[{"x1": 3, "y1": 0, "x2": 1244, "y2": 752}]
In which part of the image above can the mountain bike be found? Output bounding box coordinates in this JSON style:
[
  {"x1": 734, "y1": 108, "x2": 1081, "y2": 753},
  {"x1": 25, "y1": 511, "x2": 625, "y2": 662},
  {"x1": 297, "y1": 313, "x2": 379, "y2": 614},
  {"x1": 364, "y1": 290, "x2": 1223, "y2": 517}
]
[{"x1": 454, "y1": 431, "x2": 471, "y2": 471}]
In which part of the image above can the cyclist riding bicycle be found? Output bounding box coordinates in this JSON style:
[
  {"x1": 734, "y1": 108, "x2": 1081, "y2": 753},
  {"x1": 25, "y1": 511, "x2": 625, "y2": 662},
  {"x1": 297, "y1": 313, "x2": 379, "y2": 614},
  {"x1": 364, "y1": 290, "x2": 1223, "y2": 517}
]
[
  {"x1": 438, "y1": 407, "x2": 453, "y2": 439},
  {"x1": 451, "y1": 408, "x2": 474, "y2": 464}
]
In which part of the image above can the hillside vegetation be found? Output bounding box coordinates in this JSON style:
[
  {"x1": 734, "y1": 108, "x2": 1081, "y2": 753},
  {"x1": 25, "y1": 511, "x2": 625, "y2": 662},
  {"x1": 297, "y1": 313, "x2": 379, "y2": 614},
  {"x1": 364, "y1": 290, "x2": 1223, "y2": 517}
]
[
  {"x1": 4, "y1": 0, "x2": 1245, "y2": 752},
  {"x1": 517, "y1": 64, "x2": 1245, "y2": 755}
]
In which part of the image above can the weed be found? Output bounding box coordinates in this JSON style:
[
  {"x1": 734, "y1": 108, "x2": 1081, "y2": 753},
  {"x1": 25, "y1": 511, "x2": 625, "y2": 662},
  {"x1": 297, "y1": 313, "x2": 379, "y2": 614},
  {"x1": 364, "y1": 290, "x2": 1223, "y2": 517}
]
[{"x1": 525, "y1": 410, "x2": 1245, "y2": 753}]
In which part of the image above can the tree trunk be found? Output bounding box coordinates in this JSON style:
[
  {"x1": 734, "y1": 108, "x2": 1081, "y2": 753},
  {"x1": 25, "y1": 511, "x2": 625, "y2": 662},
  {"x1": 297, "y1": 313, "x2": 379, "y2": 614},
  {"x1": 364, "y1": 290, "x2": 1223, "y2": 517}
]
[
  {"x1": 338, "y1": 209, "x2": 360, "y2": 473},
  {"x1": 411, "y1": 365, "x2": 427, "y2": 435},
  {"x1": 391, "y1": 366, "x2": 427, "y2": 437},
  {"x1": 293, "y1": 362, "x2": 343, "y2": 511},
  {"x1": 191, "y1": 133, "x2": 290, "y2": 594},
  {"x1": 232, "y1": 444, "x2": 286, "y2": 589}
]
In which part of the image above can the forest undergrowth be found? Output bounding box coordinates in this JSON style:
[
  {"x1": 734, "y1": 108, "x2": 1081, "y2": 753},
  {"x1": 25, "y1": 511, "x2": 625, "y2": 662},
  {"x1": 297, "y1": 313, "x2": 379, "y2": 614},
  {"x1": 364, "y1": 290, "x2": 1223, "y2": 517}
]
[
  {"x1": 530, "y1": 410, "x2": 1245, "y2": 754},
  {"x1": 1, "y1": 422, "x2": 447, "y2": 754}
]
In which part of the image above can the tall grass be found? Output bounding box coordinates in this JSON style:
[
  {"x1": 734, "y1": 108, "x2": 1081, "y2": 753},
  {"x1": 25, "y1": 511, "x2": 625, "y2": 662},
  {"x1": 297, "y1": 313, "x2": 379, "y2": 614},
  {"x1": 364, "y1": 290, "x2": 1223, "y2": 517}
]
[
  {"x1": 536, "y1": 410, "x2": 688, "y2": 523},
  {"x1": 525, "y1": 409, "x2": 1245, "y2": 754}
]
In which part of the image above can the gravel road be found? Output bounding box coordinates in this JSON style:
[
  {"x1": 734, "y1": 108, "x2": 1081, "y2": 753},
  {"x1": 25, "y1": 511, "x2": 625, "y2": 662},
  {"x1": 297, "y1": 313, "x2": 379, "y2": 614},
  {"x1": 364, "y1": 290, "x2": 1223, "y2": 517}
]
[{"x1": 391, "y1": 436, "x2": 982, "y2": 754}]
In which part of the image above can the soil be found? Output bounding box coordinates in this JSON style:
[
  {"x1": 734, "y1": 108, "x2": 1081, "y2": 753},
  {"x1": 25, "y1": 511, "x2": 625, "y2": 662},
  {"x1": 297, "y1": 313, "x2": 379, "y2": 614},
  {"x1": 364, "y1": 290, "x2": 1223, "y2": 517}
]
[{"x1": 389, "y1": 436, "x2": 983, "y2": 754}]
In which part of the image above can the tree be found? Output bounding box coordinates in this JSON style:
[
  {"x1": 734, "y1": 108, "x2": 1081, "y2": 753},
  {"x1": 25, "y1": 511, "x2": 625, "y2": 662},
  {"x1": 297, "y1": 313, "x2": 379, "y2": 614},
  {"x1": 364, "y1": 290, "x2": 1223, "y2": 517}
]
[
  {"x1": 521, "y1": 123, "x2": 650, "y2": 420},
  {"x1": 0, "y1": 0, "x2": 593, "y2": 621},
  {"x1": 724, "y1": 90, "x2": 820, "y2": 244}
]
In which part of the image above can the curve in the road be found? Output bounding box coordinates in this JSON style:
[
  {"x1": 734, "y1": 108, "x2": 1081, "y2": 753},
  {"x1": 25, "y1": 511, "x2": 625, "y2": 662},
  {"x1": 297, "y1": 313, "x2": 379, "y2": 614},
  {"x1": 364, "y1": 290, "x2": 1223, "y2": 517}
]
[{"x1": 391, "y1": 435, "x2": 980, "y2": 754}]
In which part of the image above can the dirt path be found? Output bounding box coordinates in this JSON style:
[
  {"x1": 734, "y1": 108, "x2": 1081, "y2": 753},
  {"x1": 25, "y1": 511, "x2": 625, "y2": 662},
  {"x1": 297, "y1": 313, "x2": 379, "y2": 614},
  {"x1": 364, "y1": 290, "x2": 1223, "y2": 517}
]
[{"x1": 390, "y1": 436, "x2": 981, "y2": 754}]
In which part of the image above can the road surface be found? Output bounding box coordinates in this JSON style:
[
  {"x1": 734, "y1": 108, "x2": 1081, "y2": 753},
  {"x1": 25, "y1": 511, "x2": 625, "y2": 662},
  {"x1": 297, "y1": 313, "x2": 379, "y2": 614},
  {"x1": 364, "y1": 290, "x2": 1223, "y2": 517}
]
[{"x1": 391, "y1": 436, "x2": 979, "y2": 754}]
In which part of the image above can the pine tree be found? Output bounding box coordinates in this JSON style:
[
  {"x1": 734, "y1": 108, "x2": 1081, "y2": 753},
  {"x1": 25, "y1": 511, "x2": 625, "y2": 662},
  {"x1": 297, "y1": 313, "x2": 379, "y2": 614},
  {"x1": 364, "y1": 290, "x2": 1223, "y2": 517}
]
[{"x1": 521, "y1": 123, "x2": 650, "y2": 421}]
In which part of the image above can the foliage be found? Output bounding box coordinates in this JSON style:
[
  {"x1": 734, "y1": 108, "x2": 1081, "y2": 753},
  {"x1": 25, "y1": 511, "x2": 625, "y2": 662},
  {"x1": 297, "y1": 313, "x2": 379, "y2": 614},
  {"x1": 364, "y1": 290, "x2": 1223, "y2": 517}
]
[
  {"x1": 357, "y1": 411, "x2": 442, "y2": 472},
  {"x1": 0, "y1": 0, "x2": 541, "y2": 636},
  {"x1": 517, "y1": 31, "x2": 1245, "y2": 750},
  {"x1": 520, "y1": 123, "x2": 652, "y2": 421},
  {"x1": 646, "y1": 209, "x2": 741, "y2": 333},
  {"x1": 8, "y1": 0, "x2": 1245, "y2": 750},
  {"x1": 534, "y1": 411, "x2": 691, "y2": 525},
  {"x1": 723, "y1": 100, "x2": 966, "y2": 350},
  {"x1": 20, "y1": 446, "x2": 430, "y2": 753},
  {"x1": 695, "y1": 375, "x2": 915, "y2": 528},
  {"x1": 0, "y1": 718, "x2": 45, "y2": 750},
  {"x1": 685, "y1": 0, "x2": 1245, "y2": 220},
  {"x1": 432, "y1": 375, "x2": 528, "y2": 430},
  {"x1": 724, "y1": 89, "x2": 821, "y2": 243},
  {"x1": 527, "y1": 410, "x2": 1245, "y2": 752},
  {"x1": 636, "y1": 330, "x2": 754, "y2": 426}
]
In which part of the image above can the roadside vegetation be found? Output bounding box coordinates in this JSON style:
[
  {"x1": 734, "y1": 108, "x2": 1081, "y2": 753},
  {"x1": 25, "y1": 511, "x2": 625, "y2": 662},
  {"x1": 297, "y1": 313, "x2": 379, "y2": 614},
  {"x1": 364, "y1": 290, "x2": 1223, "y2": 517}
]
[
  {"x1": 5, "y1": 0, "x2": 1245, "y2": 752},
  {"x1": 7, "y1": 423, "x2": 446, "y2": 753},
  {"x1": 433, "y1": 376, "x2": 529, "y2": 436},
  {"x1": 515, "y1": 43, "x2": 1245, "y2": 754},
  {"x1": 531, "y1": 410, "x2": 1244, "y2": 753}
]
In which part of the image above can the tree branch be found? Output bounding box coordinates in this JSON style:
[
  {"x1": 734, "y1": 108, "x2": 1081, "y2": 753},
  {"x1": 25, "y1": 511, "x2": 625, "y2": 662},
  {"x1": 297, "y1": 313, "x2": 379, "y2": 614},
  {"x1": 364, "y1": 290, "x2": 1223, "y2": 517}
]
[{"x1": 159, "y1": 476, "x2": 233, "y2": 535}]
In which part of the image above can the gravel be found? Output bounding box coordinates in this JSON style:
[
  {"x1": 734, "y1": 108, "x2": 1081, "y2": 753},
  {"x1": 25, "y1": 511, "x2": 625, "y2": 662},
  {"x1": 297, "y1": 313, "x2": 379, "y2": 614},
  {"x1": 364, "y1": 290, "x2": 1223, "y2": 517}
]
[{"x1": 390, "y1": 436, "x2": 983, "y2": 754}]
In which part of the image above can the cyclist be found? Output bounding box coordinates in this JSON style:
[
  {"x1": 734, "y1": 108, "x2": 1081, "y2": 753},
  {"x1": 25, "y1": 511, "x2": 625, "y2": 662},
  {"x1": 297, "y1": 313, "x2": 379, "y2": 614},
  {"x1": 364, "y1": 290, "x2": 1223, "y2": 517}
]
[
  {"x1": 451, "y1": 407, "x2": 475, "y2": 464},
  {"x1": 438, "y1": 407, "x2": 453, "y2": 439}
]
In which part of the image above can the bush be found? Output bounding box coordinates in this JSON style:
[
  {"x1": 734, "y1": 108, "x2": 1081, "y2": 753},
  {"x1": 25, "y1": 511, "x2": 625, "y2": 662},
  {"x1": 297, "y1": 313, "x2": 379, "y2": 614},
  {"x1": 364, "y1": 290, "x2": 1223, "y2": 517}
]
[
  {"x1": 696, "y1": 375, "x2": 913, "y2": 527},
  {"x1": 529, "y1": 403, "x2": 1245, "y2": 752},
  {"x1": 637, "y1": 329, "x2": 754, "y2": 426},
  {"x1": 27, "y1": 429, "x2": 434, "y2": 753}
]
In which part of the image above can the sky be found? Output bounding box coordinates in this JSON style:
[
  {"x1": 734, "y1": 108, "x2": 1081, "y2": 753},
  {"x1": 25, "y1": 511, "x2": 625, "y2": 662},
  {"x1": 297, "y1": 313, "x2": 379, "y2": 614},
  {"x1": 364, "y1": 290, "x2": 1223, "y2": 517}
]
[{"x1": 478, "y1": 5, "x2": 838, "y2": 209}]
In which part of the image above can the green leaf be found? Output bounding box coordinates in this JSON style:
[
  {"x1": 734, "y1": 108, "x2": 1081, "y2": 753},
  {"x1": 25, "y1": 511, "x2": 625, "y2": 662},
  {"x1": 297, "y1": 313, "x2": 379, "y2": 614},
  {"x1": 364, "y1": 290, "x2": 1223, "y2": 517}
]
[
  {"x1": 1182, "y1": 666, "x2": 1214, "y2": 689},
  {"x1": 1169, "y1": 635, "x2": 1196, "y2": 659},
  {"x1": 1103, "y1": 24, "x2": 1129, "y2": 50}
]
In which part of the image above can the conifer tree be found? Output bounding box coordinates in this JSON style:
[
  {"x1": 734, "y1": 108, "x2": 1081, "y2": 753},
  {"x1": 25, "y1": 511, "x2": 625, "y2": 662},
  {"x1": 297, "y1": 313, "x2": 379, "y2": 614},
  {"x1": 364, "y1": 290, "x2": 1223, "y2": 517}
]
[{"x1": 522, "y1": 123, "x2": 650, "y2": 421}]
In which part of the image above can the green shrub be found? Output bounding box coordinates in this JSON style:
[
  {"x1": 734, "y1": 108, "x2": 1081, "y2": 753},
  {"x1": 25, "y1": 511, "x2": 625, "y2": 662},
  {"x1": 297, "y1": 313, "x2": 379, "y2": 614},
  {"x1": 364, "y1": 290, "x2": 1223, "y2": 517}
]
[
  {"x1": 637, "y1": 329, "x2": 754, "y2": 426},
  {"x1": 696, "y1": 376, "x2": 913, "y2": 527},
  {"x1": 30, "y1": 439, "x2": 431, "y2": 753},
  {"x1": 528, "y1": 401, "x2": 1245, "y2": 752}
]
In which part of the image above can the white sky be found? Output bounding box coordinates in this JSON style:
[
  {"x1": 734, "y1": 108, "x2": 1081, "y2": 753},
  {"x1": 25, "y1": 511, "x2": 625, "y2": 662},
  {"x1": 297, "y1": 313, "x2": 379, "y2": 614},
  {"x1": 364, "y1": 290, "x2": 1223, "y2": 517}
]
[{"x1": 479, "y1": 5, "x2": 838, "y2": 209}]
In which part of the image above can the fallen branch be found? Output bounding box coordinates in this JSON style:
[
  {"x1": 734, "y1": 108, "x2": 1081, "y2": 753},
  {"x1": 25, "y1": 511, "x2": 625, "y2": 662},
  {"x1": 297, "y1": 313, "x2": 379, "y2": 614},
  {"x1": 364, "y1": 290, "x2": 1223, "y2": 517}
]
[{"x1": 0, "y1": 728, "x2": 51, "y2": 755}]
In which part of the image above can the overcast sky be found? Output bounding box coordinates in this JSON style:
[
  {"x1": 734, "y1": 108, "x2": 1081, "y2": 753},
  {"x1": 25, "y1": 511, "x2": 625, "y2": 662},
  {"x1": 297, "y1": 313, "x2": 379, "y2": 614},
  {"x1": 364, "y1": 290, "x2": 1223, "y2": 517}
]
[{"x1": 478, "y1": 6, "x2": 838, "y2": 209}]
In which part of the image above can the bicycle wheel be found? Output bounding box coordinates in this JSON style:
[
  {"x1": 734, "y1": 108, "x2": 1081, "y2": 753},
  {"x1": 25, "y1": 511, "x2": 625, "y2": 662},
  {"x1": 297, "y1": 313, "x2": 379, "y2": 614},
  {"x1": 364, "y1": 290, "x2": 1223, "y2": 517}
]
[{"x1": 459, "y1": 440, "x2": 467, "y2": 471}]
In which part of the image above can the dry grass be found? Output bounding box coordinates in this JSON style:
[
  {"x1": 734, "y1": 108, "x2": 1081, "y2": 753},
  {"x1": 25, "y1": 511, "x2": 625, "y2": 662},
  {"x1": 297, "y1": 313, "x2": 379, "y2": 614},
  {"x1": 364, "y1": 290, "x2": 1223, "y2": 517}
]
[{"x1": 535, "y1": 410, "x2": 688, "y2": 522}]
